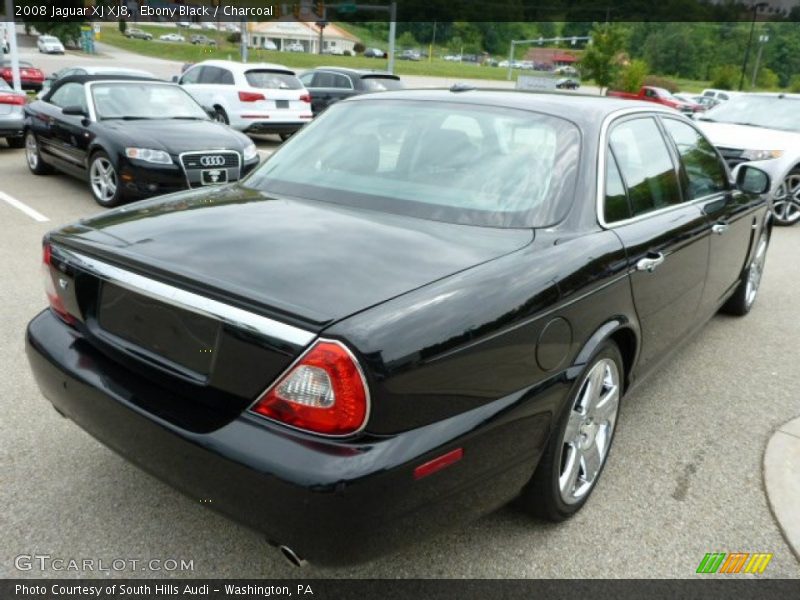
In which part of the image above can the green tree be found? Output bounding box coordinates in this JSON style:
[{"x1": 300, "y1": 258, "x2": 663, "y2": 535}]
[
  {"x1": 396, "y1": 31, "x2": 418, "y2": 50},
  {"x1": 118, "y1": 20, "x2": 127, "y2": 35},
  {"x1": 615, "y1": 59, "x2": 648, "y2": 93},
  {"x1": 32, "y1": 22, "x2": 84, "y2": 46},
  {"x1": 581, "y1": 22, "x2": 629, "y2": 94},
  {"x1": 710, "y1": 65, "x2": 740, "y2": 90},
  {"x1": 789, "y1": 75, "x2": 800, "y2": 93},
  {"x1": 756, "y1": 67, "x2": 779, "y2": 90}
]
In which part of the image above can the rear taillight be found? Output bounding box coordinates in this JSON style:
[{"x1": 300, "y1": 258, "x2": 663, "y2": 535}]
[
  {"x1": 238, "y1": 91, "x2": 266, "y2": 102},
  {"x1": 0, "y1": 93, "x2": 25, "y2": 105},
  {"x1": 250, "y1": 340, "x2": 369, "y2": 436},
  {"x1": 42, "y1": 243, "x2": 75, "y2": 325},
  {"x1": 299, "y1": 93, "x2": 311, "y2": 103},
  {"x1": 0, "y1": 68, "x2": 11, "y2": 79}
]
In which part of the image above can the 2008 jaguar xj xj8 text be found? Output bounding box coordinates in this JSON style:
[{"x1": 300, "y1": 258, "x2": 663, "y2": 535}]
[{"x1": 26, "y1": 90, "x2": 773, "y2": 566}]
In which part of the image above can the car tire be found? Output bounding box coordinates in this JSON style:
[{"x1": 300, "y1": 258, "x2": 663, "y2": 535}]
[
  {"x1": 25, "y1": 131, "x2": 53, "y2": 175},
  {"x1": 721, "y1": 230, "x2": 770, "y2": 316},
  {"x1": 517, "y1": 340, "x2": 624, "y2": 521},
  {"x1": 6, "y1": 136, "x2": 24, "y2": 149},
  {"x1": 88, "y1": 151, "x2": 123, "y2": 207},
  {"x1": 773, "y1": 168, "x2": 800, "y2": 226},
  {"x1": 213, "y1": 106, "x2": 229, "y2": 125}
]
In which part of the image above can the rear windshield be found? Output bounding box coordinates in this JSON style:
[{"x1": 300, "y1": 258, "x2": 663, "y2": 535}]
[
  {"x1": 360, "y1": 76, "x2": 403, "y2": 92},
  {"x1": 247, "y1": 99, "x2": 581, "y2": 228},
  {"x1": 245, "y1": 70, "x2": 302, "y2": 90},
  {"x1": 2, "y1": 61, "x2": 33, "y2": 67}
]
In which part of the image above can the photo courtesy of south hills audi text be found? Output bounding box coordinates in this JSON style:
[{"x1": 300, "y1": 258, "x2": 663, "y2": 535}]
[{"x1": 14, "y1": 583, "x2": 315, "y2": 597}]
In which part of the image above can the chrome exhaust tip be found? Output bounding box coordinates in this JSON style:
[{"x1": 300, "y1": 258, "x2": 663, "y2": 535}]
[{"x1": 278, "y1": 545, "x2": 307, "y2": 568}]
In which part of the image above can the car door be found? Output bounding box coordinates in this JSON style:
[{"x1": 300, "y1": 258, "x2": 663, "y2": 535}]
[
  {"x1": 47, "y1": 81, "x2": 91, "y2": 175},
  {"x1": 603, "y1": 115, "x2": 710, "y2": 374},
  {"x1": 659, "y1": 116, "x2": 758, "y2": 314}
]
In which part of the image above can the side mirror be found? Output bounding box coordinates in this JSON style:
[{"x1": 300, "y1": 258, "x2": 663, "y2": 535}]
[
  {"x1": 171, "y1": 75, "x2": 179, "y2": 83},
  {"x1": 62, "y1": 105, "x2": 88, "y2": 118},
  {"x1": 735, "y1": 165, "x2": 771, "y2": 195}
]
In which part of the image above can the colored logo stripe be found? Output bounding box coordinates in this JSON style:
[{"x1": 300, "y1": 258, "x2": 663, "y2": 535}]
[{"x1": 696, "y1": 552, "x2": 773, "y2": 574}]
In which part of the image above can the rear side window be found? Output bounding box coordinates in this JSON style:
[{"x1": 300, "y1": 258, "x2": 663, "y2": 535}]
[
  {"x1": 661, "y1": 118, "x2": 728, "y2": 199},
  {"x1": 360, "y1": 77, "x2": 403, "y2": 92},
  {"x1": 609, "y1": 117, "x2": 681, "y2": 217},
  {"x1": 604, "y1": 152, "x2": 631, "y2": 223},
  {"x1": 180, "y1": 66, "x2": 202, "y2": 84},
  {"x1": 245, "y1": 70, "x2": 302, "y2": 90}
]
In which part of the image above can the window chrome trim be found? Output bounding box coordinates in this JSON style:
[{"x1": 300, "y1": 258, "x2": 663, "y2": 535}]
[
  {"x1": 596, "y1": 107, "x2": 718, "y2": 229},
  {"x1": 57, "y1": 247, "x2": 315, "y2": 347}
]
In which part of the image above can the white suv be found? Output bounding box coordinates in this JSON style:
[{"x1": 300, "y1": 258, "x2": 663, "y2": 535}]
[
  {"x1": 177, "y1": 60, "x2": 313, "y2": 140},
  {"x1": 696, "y1": 93, "x2": 800, "y2": 226}
]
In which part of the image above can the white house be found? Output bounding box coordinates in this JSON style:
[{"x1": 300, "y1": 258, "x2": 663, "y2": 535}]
[{"x1": 247, "y1": 19, "x2": 360, "y2": 54}]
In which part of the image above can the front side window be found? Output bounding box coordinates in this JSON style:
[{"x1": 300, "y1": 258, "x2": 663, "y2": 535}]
[
  {"x1": 661, "y1": 118, "x2": 728, "y2": 199},
  {"x1": 609, "y1": 117, "x2": 681, "y2": 217},
  {"x1": 246, "y1": 100, "x2": 581, "y2": 228},
  {"x1": 49, "y1": 82, "x2": 87, "y2": 111}
]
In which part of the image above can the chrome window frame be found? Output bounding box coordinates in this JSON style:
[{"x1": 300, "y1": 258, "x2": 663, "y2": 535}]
[{"x1": 596, "y1": 107, "x2": 728, "y2": 229}]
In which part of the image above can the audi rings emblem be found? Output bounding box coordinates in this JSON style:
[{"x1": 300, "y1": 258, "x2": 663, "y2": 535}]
[{"x1": 200, "y1": 155, "x2": 226, "y2": 167}]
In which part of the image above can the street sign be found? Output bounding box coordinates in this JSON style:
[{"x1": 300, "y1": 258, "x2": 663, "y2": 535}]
[{"x1": 335, "y1": 3, "x2": 358, "y2": 13}]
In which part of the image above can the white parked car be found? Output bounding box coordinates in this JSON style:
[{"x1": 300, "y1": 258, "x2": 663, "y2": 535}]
[
  {"x1": 176, "y1": 60, "x2": 312, "y2": 140},
  {"x1": 285, "y1": 42, "x2": 304, "y2": 53},
  {"x1": 700, "y1": 88, "x2": 743, "y2": 103},
  {"x1": 202, "y1": 22, "x2": 217, "y2": 31},
  {"x1": 160, "y1": 33, "x2": 185, "y2": 42},
  {"x1": 37, "y1": 35, "x2": 65, "y2": 54},
  {"x1": 262, "y1": 40, "x2": 278, "y2": 51},
  {"x1": 697, "y1": 93, "x2": 800, "y2": 226}
]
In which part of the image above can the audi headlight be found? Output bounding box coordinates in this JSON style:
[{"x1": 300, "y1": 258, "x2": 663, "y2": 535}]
[
  {"x1": 741, "y1": 149, "x2": 784, "y2": 161},
  {"x1": 125, "y1": 148, "x2": 173, "y2": 165},
  {"x1": 243, "y1": 143, "x2": 258, "y2": 162}
]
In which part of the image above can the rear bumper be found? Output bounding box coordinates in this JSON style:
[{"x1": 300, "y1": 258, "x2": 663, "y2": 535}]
[
  {"x1": 241, "y1": 121, "x2": 310, "y2": 135},
  {"x1": 0, "y1": 114, "x2": 24, "y2": 137},
  {"x1": 26, "y1": 310, "x2": 552, "y2": 565}
]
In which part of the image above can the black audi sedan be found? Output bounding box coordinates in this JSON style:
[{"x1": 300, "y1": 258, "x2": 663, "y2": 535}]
[
  {"x1": 26, "y1": 90, "x2": 772, "y2": 566},
  {"x1": 298, "y1": 67, "x2": 403, "y2": 115},
  {"x1": 23, "y1": 75, "x2": 259, "y2": 206}
]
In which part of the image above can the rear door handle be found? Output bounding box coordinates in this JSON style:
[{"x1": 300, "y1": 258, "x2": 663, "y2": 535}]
[
  {"x1": 712, "y1": 222, "x2": 729, "y2": 234},
  {"x1": 636, "y1": 252, "x2": 665, "y2": 273}
]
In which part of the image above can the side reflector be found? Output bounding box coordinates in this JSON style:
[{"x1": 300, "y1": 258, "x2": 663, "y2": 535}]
[{"x1": 413, "y1": 448, "x2": 464, "y2": 480}]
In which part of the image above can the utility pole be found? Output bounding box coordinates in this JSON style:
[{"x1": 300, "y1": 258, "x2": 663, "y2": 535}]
[
  {"x1": 739, "y1": 2, "x2": 767, "y2": 91},
  {"x1": 751, "y1": 34, "x2": 768, "y2": 88},
  {"x1": 387, "y1": 2, "x2": 396, "y2": 74},
  {"x1": 240, "y1": 18, "x2": 248, "y2": 63},
  {"x1": 3, "y1": 0, "x2": 20, "y2": 91}
]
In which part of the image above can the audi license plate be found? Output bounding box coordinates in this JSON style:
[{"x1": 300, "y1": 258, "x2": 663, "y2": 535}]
[
  {"x1": 201, "y1": 168, "x2": 228, "y2": 185},
  {"x1": 276, "y1": 100, "x2": 289, "y2": 109}
]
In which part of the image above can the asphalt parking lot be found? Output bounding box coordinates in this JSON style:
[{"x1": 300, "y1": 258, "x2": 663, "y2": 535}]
[{"x1": 1, "y1": 131, "x2": 799, "y2": 579}]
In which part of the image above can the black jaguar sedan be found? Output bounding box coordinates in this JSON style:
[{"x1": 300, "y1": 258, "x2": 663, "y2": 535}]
[
  {"x1": 26, "y1": 90, "x2": 772, "y2": 566},
  {"x1": 23, "y1": 75, "x2": 260, "y2": 206}
]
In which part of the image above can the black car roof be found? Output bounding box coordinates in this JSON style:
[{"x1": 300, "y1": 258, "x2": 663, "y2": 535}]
[
  {"x1": 310, "y1": 66, "x2": 399, "y2": 79},
  {"x1": 347, "y1": 88, "x2": 667, "y2": 124},
  {"x1": 42, "y1": 74, "x2": 161, "y2": 102}
]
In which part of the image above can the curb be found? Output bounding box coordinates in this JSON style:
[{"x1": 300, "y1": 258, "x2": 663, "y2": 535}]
[{"x1": 763, "y1": 416, "x2": 800, "y2": 562}]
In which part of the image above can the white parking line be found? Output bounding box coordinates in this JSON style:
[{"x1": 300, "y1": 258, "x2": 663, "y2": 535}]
[{"x1": 0, "y1": 190, "x2": 49, "y2": 222}]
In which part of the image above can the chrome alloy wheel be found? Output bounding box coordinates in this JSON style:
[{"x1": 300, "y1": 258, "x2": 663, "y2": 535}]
[
  {"x1": 773, "y1": 173, "x2": 800, "y2": 225},
  {"x1": 745, "y1": 234, "x2": 769, "y2": 309},
  {"x1": 90, "y1": 157, "x2": 117, "y2": 204},
  {"x1": 558, "y1": 358, "x2": 620, "y2": 505},
  {"x1": 25, "y1": 132, "x2": 39, "y2": 170}
]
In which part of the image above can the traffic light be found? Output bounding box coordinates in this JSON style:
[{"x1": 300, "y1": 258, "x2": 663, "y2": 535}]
[
  {"x1": 292, "y1": 3, "x2": 300, "y2": 19},
  {"x1": 314, "y1": 2, "x2": 325, "y2": 18}
]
